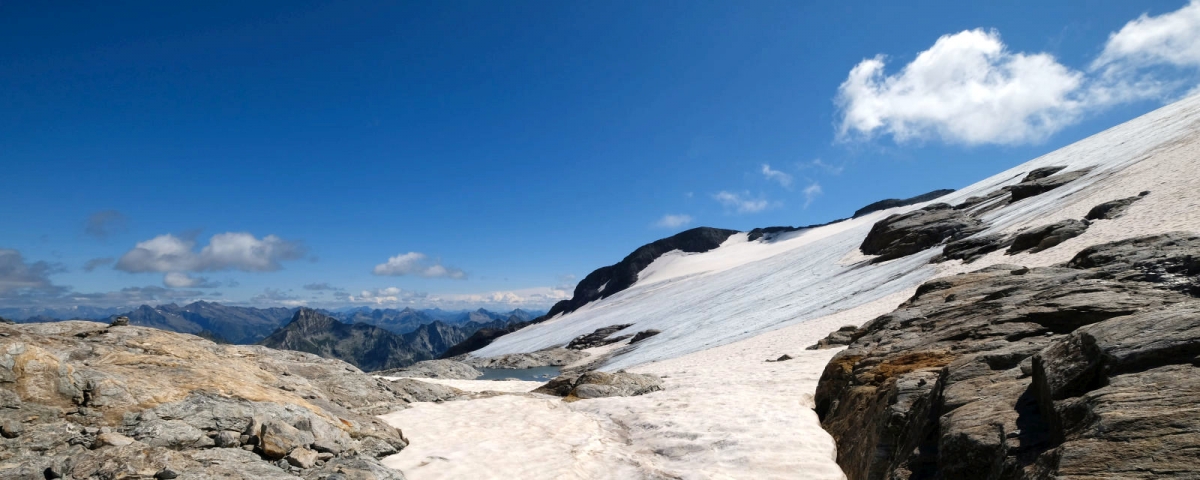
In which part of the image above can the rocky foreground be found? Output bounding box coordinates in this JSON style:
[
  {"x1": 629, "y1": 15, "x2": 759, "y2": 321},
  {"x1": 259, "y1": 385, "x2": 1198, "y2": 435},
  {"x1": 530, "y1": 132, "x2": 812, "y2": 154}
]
[
  {"x1": 815, "y1": 233, "x2": 1200, "y2": 479},
  {"x1": 0, "y1": 320, "x2": 460, "y2": 479}
]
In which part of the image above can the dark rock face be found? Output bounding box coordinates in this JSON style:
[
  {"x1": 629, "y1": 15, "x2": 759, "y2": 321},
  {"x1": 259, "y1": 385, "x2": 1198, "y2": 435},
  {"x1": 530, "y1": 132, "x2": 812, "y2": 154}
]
[
  {"x1": 1008, "y1": 168, "x2": 1090, "y2": 203},
  {"x1": 0, "y1": 321, "x2": 413, "y2": 479},
  {"x1": 1007, "y1": 219, "x2": 1090, "y2": 254},
  {"x1": 815, "y1": 233, "x2": 1200, "y2": 480},
  {"x1": 860, "y1": 203, "x2": 986, "y2": 262},
  {"x1": 566, "y1": 324, "x2": 634, "y2": 350},
  {"x1": 628, "y1": 329, "x2": 661, "y2": 344},
  {"x1": 940, "y1": 233, "x2": 1013, "y2": 263},
  {"x1": 543, "y1": 227, "x2": 740, "y2": 319},
  {"x1": 260, "y1": 310, "x2": 476, "y2": 371},
  {"x1": 1085, "y1": 191, "x2": 1149, "y2": 220},
  {"x1": 853, "y1": 189, "x2": 956, "y2": 218},
  {"x1": 806, "y1": 325, "x2": 858, "y2": 350},
  {"x1": 534, "y1": 371, "x2": 663, "y2": 400}
]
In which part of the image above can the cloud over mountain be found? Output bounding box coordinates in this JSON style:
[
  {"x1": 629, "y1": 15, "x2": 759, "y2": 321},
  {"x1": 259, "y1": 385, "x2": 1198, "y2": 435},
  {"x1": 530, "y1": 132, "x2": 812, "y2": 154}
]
[
  {"x1": 115, "y1": 232, "x2": 306, "y2": 273},
  {"x1": 372, "y1": 252, "x2": 466, "y2": 279}
]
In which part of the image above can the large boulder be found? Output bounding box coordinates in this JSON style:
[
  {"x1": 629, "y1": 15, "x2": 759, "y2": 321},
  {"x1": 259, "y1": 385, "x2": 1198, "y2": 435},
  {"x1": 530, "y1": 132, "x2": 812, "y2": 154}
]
[
  {"x1": 1008, "y1": 168, "x2": 1090, "y2": 203},
  {"x1": 1085, "y1": 192, "x2": 1149, "y2": 220},
  {"x1": 860, "y1": 203, "x2": 986, "y2": 262},
  {"x1": 566, "y1": 324, "x2": 633, "y2": 350},
  {"x1": 374, "y1": 359, "x2": 482, "y2": 380},
  {"x1": 816, "y1": 233, "x2": 1200, "y2": 480}
]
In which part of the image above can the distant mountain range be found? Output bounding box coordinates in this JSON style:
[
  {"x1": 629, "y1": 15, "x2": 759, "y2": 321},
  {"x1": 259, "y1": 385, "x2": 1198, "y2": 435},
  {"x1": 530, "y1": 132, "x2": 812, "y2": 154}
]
[{"x1": 259, "y1": 308, "x2": 526, "y2": 371}]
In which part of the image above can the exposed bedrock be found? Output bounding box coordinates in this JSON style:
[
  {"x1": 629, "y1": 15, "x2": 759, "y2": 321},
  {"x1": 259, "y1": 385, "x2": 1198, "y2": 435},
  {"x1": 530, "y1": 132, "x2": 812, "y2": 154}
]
[
  {"x1": 939, "y1": 233, "x2": 1013, "y2": 263},
  {"x1": 375, "y1": 359, "x2": 483, "y2": 380},
  {"x1": 860, "y1": 203, "x2": 986, "y2": 262},
  {"x1": 1007, "y1": 219, "x2": 1090, "y2": 255},
  {"x1": 566, "y1": 324, "x2": 634, "y2": 350},
  {"x1": 462, "y1": 347, "x2": 589, "y2": 370},
  {"x1": 806, "y1": 325, "x2": 859, "y2": 350},
  {"x1": 1007, "y1": 168, "x2": 1091, "y2": 203},
  {"x1": 0, "y1": 321, "x2": 419, "y2": 479},
  {"x1": 816, "y1": 233, "x2": 1200, "y2": 480},
  {"x1": 1085, "y1": 191, "x2": 1150, "y2": 220},
  {"x1": 533, "y1": 371, "x2": 663, "y2": 400}
]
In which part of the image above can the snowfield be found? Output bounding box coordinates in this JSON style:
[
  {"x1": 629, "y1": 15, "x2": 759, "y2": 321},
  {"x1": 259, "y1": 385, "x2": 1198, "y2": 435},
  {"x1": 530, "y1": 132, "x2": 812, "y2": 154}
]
[{"x1": 382, "y1": 94, "x2": 1200, "y2": 479}]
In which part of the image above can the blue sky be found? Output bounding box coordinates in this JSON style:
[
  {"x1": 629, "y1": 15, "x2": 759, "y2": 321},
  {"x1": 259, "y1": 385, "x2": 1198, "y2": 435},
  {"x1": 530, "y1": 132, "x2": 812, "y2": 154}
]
[{"x1": 3, "y1": 1, "x2": 1198, "y2": 311}]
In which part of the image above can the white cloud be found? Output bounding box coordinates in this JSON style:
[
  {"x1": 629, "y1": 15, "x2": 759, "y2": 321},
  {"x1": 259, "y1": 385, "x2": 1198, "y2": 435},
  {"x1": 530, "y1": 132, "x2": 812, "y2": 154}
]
[
  {"x1": 760, "y1": 164, "x2": 793, "y2": 187},
  {"x1": 115, "y1": 232, "x2": 306, "y2": 273},
  {"x1": 713, "y1": 191, "x2": 771, "y2": 213},
  {"x1": 372, "y1": 252, "x2": 466, "y2": 279},
  {"x1": 837, "y1": 29, "x2": 1085, "y2": 145},
  {"x1": 654, "y1": 214, "x2": 693, "y2": 228},
  {"x1": 1095, "y1": 1, "x2": 1200, "y2": 71},
  {"x1": 347, "y1": 285, "x2": 568, "y2": 309},
  {"x1": 802, "y1": 159, "x2": 845, "y2": 175},
  {"x1": 162, "y1": 272, "x2": 218, "y2": 288},
  {"x1": 803, "y1": 182, "x2": 823, "y2": 208}
]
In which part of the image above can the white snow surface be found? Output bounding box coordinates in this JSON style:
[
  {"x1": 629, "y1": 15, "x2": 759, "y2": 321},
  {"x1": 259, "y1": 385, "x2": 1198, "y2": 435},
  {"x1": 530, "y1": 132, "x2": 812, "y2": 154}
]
[
  {"x1": 383, "y1": 95, "x2": 1200, "y2": 479},
  {"x1": 476, "y1": 93, "x2": 1200, "y2": 371}
]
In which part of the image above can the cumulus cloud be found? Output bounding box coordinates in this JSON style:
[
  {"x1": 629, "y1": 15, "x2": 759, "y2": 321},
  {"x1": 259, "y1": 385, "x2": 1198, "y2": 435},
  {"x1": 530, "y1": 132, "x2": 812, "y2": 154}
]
[
  {"x1": 162, "y1": 272, "x2": 219, "y2": 288},
  {"x1": 837, "y1": 29, "x2": 1086, "y2": 145},
  {"x1": 654, "y1": 214, "x2": 693, "y2": 228},
  {"x1": 1095, "y1": 1, "x2": 1200, "y2": 72},
  {"x1": 713, "y1": 191, "x2": 771, "y2": 213},
  {"x1": 372, "y1": 252, "x2": 466, "y2": 279},
  {"x1": 345, "y1": 285, "x2": 568, "y2": 309},
  {"x1": 350, "y1": 286, "x2": 427, "y2": 305},
  {"x1": 838, "y1": 3, "x2": 1200, "y2": 146},
  {"x1": 82, "y1": 257, "x2": 114, "y2": 272},
  {"x1": 84, "y1": 210, "x2": 129, "y2": 239},
  {"x1": 760, "y1": 164, "x2": 793, "y2": 187},
  {"x1": 115, "y1": 232, "x2": 306, "y2": 273}
]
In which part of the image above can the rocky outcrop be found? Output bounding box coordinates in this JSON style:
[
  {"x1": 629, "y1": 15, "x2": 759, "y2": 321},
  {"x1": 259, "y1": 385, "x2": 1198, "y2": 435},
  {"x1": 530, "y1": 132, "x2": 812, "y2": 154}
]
[
  {"x1": 853, "y1": 189, "x2": 956, "y2": 218},
  {"x1": 259, "y1": 309, "x2": 425, "y2": 372},
  {"x1": 815, "y1": 233, "x2": 1200, "y2": 480},
  {"x1": 541, "y1": 227, "x2": 740, "y2": 319},
  {"x1": 860, "y1": 203, "x2": 986, "y2": 262},
  {"x1": 375, "y1": 359, "x2": 482, "y2": 380},
  {"x1": 939, "y1": 233, "x2": 1013, "y2": 263},
  {"x1": 1008, "y1": 168, "x2": 1090, "y2": 203},
  {"x1": 1085, "y1": 191, "x2": 1149, "y2": 220},
  {"x1": 0, "y1": 321, "x2": 418, "y2": 479},
  {"x1": 806, "y1": 325, "x2": 858, "y2": 350},
  {"x1": 534, "y1": 371, "x2": 663, "y2": 400},
  {"x1": 566, "y1": 324, "x2": 633, "y2": 350},
  {"x1": 628, "y1": 329, "x2": 661, "y2": 344},
  {"x1": 462, "y1": 348, "x2": 589, "y2": 370},
  {"x1": 1007, "y1": 219, "x2": 1090, "y2": 254}
]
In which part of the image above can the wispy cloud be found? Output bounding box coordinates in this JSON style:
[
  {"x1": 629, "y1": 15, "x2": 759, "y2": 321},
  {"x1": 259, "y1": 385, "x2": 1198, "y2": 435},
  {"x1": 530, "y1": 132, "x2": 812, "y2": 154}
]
[
  {"x1": 84, "y1": 210, "x2": 128, "y2": 239},
  {"x1": 803, "y1": 182, "x2": 823, "y2": 208},
  {"x1": 372, "y1": 252, "x2": 466, "y2": 279},
  {"x1": 801, "y1": 159, "x2": 845, "y2": 175},
  {"x1": 654, "y1": 214, "x2": 693, "y2": 228},
  {"x1": 162, "y1": 272, "x2": 220, "y2": 288},
  {"x1": 302, "y1": 282, "x2": 342, "y2": 292},
  {"x1": 760, "y1": 164, "x2": 793, "y2": 187},
  {"x1": 250, "y1": 288, "x2": 306, "y2": 307},
  {"x1": 82, "y1": 257, "x2": 114, "y2": 272},
  {"x1": 713, "y1": 191, "x2": 771, "y2": 213}
]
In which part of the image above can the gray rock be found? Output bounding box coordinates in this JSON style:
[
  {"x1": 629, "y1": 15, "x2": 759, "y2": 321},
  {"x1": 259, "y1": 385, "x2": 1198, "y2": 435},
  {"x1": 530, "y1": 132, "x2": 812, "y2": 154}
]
[
  {"x1": 215, "y1": 430, "x2": 241, "y2": 448},
  {"x1": 286, "y1": 446, "x2": 319, "y2": 469},
  {"x1": 374, "y1": 359, "x2": 482, "y2": 380},
  {"x1": 806, "y1": 325, "x2": 858, "y2": 350},
  {"x1": 465, "y1": 347, "x2": 589, "y2": 369},
  {"x1": 939, "y1": 233, "x2": 1013, "y2": 263},
  {"x1": 1008, "y1": 168, "x2": 1090, "y2": 203},
  {"x1": 566, "y1": 324, "x2": 633, "y2": 350},
  {"x1": 571, "y1": 371, "x2": 662, "y2": 399},
  {"x1": 815, "y1": 233, "x2": 1200, "y2": 480},
  {"x1": 260, "y1": 420, "x2": 313, "y2": 460},
  {"x1": 109, "y1": 316, "x2": 129, "y2": 327},
  {"x1": 1007, "y1": 219, "x2": 1089, "y2": 254},
  {"x1": 628, "y1": 329, "x2": 661, "y2": 344},
  {"x1": 860, "y1": 203, "x2": 986, "y2": 262},
  {"x1": 1084, "y1": 191, "x2": 1149, "y2": 220},
  {"x1": 531, "y1": 372, "x2": 582, "y2": 397},
  {"x1": 93, "y1": 432, "x2": 135, "y2": 448}
]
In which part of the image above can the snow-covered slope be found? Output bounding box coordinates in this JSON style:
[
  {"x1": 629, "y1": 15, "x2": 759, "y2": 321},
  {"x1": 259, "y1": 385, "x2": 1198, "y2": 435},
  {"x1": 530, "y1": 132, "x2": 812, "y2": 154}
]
[{"x1": 477, "y1": 93, "x2": 1200, "y2": 371}]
